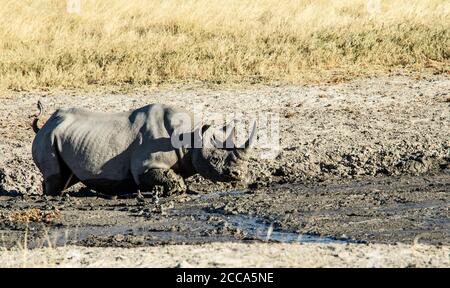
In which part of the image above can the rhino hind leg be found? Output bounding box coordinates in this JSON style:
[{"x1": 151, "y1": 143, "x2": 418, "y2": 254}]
[
  {"x1": 43, "y1": 171, "x2": 79, "y2": 196},
  {"x1": 139, "y1": 168, "x2": 186, "y2": 197},
  {"x1": 42, "y1": 174, "x2": 65, "y2": 196},
  {"x1": 41, "y1": 157, "x2": 79, "y2": 196}
]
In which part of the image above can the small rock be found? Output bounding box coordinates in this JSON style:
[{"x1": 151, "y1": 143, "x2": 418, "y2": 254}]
[{"x1": 113, "y1": 234, "x2": 125, "y2": 242}]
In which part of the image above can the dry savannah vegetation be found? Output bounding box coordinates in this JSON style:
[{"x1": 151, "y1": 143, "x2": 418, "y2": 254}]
[{"x1": 0, "y1": 0, "x2": 449, "y2": 91}]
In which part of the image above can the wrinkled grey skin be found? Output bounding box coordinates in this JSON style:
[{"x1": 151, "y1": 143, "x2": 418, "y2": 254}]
[{"x1": 32, "y1": 102, "x2": 255, "y2": 197}]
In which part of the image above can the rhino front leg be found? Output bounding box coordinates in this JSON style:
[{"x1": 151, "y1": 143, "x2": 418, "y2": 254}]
[{"x1": 139, "y1": 168, "x2": 187, "y2": 197}]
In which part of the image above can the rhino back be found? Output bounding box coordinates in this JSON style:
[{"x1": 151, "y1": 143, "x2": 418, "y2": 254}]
[{"x1": 54, "y1": 108, "x2": 144, "y2": 181}]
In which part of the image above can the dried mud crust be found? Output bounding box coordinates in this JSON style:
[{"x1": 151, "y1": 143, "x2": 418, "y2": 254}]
[{"x1": 1, "y1": 75, "x2": 449, "y2": 195}]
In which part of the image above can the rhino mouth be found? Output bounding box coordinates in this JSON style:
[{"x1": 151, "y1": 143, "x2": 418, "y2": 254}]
[
  {"x1": 214, "y1": 170, "x2": 246, "y2": 182},
  {"x1": 228, "y1": 170, "x2": 244, "y2": 181}
]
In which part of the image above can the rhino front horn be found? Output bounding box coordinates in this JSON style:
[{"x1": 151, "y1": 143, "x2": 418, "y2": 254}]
[{"x1": 235, "y1": 121, "x2": 257, "y2": 158}]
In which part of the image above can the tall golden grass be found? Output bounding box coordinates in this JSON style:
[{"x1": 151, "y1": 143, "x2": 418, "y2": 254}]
[{"x1": 0, "y1": 0, "x2": 449, "y2": 91}]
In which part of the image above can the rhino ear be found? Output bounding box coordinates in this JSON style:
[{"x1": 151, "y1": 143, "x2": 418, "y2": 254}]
[
  {"x1": 201, "y1": 124, "x2": 212, "y2": 135},
  {"x1": 193, "y1": 124, "x2": 212, "y2": 148}
]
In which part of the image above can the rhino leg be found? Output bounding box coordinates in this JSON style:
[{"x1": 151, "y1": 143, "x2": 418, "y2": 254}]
[
  {"x1": 42, "y1": 174, "x2": 65, "y2": 196},
  {"x1": 43, "y1": 171, "x2": 79, "y2": 196},
  {"x1": 139, "y1": 169, "x2": 186, "y2": 197},
  {"x1": 40, "y1": 158, "x2": 79, "y2": 196}
]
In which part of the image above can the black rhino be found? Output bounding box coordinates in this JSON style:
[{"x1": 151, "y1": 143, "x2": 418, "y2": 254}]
[{"x1": 31, "y1": 101, "x2": 256, "y2": 196}]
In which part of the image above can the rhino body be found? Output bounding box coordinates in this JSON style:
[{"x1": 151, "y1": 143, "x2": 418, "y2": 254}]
[{"x1": 32, "y1": 103, "x2": 254, "y2": 196}]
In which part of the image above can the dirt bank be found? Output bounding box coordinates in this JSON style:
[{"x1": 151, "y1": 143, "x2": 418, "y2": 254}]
[{"x1": 1, "y1": 242, "x2": 448, "y2": 268}]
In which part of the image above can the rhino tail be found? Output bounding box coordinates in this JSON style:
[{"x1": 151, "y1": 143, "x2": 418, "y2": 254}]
[{"x1": 32, "y1": 100, "x2": 44, "y2": 134}]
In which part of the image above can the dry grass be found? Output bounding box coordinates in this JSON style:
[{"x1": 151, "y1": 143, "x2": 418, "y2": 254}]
[
  {"x1": 7, "y1": 208, "x2": 61, "y2": 223},
  {"x1": 0, "y1": 0, "x2": 449, "y2": 91}
]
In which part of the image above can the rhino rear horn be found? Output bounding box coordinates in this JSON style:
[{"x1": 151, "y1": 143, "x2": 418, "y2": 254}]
[
  {"x1": 224, "y1": 126, "x2": 237, "y2": 149},
  {"x1": 234, "y1": 121, "x2": 257, "y2": 158},
  {"x1": 243, "y1": 121, "x2": 257, "y2": 150}
]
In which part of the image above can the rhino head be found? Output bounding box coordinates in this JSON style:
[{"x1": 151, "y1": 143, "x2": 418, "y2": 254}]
[{"x1": 190, "y1": 122, "x2": 257, "y2": 182}]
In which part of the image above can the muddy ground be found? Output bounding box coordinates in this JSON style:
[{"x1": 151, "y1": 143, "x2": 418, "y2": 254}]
[{"x1": 0, "y1": 75, "x2": 449, "y2": 253}]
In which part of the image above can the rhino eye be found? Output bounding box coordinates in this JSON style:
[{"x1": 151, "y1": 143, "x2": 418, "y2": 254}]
[{"x1": 210, "y1": 156, "x2": 221, "y2": 166}]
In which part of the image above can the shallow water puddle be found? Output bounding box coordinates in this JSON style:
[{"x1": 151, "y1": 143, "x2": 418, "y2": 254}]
[
  {"x1": 195, "y1": 189, "x2": 346, "y2": 243},
  {"x1": 26, "y1": 189, "x2": 351, "y2": 248},
  {"x1": 200, "y1": 189, "x2": 352, "y2": 243},
  {"x1": 224, "y1": 213, "x2": 346, "y2": 244},
  {"x1": 40, "y1": 214, "x2": 345, "y2": 248}
]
